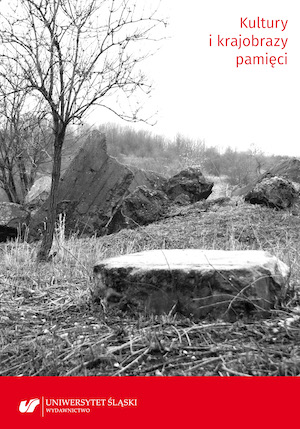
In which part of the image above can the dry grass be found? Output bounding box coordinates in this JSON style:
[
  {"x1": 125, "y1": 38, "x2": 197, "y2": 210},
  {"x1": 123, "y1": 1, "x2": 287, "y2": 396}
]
[{"x1": 1, "y1": 199, "x2": 300, "y2": 376}]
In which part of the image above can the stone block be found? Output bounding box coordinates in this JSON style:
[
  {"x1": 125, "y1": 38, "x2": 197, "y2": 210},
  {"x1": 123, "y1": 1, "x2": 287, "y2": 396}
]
[{"x1": 93, "y1": 249, "x2": 289, "y2": 319}]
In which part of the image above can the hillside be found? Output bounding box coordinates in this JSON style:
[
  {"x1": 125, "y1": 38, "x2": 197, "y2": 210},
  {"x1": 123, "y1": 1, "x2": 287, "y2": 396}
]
[{"x1": 1, "y1": 197, "x2": 300, "y2": 376}]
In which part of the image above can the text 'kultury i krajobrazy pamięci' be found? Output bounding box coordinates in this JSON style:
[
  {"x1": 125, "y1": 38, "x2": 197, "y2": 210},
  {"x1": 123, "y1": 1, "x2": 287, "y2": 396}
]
[{"x1": 209, "y1": 17, "x2": 288, "y2": 68}]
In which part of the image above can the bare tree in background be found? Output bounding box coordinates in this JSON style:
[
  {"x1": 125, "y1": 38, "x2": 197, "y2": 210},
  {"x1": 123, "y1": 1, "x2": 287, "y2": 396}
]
[
  {"x1": 0, "y1": 0, "x2": 166, "y2": 260},
  {"x1": 0, "y1": 72, "x2": 51, "y2": 203},
  {"x1": 249, "y1": 143, "x2": 265, "y2": 177}
]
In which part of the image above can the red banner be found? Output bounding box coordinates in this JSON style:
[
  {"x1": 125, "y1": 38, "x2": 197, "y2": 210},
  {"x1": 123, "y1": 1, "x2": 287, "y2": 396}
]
[{"x1": 0, "y1": 377, "x2": 299, "y2": 429}]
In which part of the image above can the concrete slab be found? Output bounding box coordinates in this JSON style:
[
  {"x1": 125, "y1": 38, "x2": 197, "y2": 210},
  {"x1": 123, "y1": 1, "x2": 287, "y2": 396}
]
[{"x1": 93, "y1": 249, "x2": 289, "y2": 319}]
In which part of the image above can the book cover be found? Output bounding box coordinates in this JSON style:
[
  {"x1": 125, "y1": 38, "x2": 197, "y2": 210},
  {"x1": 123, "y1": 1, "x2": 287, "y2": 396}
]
[{"x1": 0, "y1": 1, "x2": 299, "y2": 428}]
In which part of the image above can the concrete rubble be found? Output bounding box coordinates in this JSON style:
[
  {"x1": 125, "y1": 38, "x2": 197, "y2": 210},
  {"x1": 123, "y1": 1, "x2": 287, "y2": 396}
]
[{"x1": 29, "y1": 132, "x2": 213, "y2": 238}]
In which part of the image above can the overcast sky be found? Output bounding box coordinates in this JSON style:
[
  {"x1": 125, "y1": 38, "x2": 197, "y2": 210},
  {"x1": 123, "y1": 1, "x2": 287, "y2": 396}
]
[{"x1": 88, "y1": 0, "x2": 300, "y2": 157}]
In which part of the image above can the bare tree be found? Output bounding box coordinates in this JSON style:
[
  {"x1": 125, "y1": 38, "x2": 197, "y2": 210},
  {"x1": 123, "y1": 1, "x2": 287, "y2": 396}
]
[
  {"x1": 0, "y1": 0, "x2": 166, "y2": 260},
  {"x1": 249, "y1": 143, "x2": 265, "y2": 177},
  {"x1": 0, "y1": 72, "x2": 51, "y2": 203}
]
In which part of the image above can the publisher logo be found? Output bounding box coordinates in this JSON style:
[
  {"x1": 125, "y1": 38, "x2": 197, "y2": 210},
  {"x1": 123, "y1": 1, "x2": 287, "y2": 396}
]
[
  {"x1": 18, "y1": 396, "x2": 137, "y2": 417},
  {"x1": 19, "y1": 398, "x2": 40, "y2": 414}
]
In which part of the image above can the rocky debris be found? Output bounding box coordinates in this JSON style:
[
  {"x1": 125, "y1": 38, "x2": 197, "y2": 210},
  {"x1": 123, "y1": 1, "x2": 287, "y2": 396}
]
[
  {"x1": 107, "y1": 186, "x2": 169, "y2": 233},
  {"x1": 28, "y1": 131, "x2": 168, "y2": 239},
  {"x1": 107, "y1": 169, "x2": 214, "y2": 233},
  {"x1": 245, "y1": 176, "x2": 297, "y2": 209},
  {"x1": 28, "y1": 132, "x2": 214, "y2": 239},
  {"x1": 233, "y1": 157, "x2": 300, "y2": 197},
  {"x1": 93, "y1": 249, "x2": 289, "y2": 320},
  {"x1": 0, "y1": 202, "x2": 30, "y2": 241},
  {"x1": 163, "y1": 167, "x2": 213, "y2": 203}
]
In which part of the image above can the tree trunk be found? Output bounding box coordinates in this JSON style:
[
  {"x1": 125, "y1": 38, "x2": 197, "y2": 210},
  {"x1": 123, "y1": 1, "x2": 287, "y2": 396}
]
[
  {"x1": 37, "y1": 120, "x2": 66, "y2": 261},
  {"x1": 0, "y1": 165, "x2": 15, "y2": 202},
  {"x1": 7, "y1": 168, "x2": 20, "y2": 203},
  {"x1": 17, "y1": 155, "x2": 30, "y2": 201}
]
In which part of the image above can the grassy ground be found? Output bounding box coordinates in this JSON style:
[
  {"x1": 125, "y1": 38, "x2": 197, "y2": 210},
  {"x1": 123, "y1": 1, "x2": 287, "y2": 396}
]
[{"x1": 1, "y1": 198, "x2": 300, "y2": 376}]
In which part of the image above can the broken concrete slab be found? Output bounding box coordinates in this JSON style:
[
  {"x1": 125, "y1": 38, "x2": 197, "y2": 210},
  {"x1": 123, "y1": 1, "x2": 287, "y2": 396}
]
[{"x1": 93, "y1": 249, "x2": 289, "y2": 320}]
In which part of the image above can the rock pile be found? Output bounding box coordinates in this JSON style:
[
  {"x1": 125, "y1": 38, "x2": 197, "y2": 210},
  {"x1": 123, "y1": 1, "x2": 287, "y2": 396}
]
[
  {"x1": 28, "y1": 133, "x2": 213, "y2": 238},
  {"x1": 109, "y1": 167, "x2": 213, "y2": 233}
]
